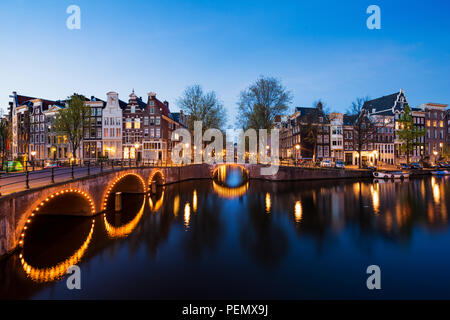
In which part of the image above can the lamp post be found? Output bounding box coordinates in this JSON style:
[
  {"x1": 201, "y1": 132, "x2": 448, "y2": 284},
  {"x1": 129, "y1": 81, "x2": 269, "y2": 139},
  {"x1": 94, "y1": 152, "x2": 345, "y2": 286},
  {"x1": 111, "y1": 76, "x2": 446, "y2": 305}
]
[
  {"x1": 433, "y1": 150, "x2": 438, "y2": 165},
  {"x1": 30, "y1": 151, "x2": 36, "y2": 171},
  {"x1": 295, "y1": 144, "x2": 300, "y2": 165}
]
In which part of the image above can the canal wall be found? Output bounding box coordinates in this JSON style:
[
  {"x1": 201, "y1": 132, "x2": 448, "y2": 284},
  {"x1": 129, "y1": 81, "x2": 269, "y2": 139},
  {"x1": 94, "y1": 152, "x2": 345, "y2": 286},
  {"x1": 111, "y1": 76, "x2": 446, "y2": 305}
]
[{"x1": 1, "y1": 163, "x2": 371, "y2": 259}]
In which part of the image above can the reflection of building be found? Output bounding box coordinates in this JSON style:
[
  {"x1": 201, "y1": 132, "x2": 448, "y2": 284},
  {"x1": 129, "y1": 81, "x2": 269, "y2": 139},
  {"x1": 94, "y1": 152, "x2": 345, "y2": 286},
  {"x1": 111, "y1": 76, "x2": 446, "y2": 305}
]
[
  {"x1": 83, "y1": 96, "x2": 105, "y2": 160},
  {"x1": 102, "y1": 92, "x2": 126, "y2": 159}
]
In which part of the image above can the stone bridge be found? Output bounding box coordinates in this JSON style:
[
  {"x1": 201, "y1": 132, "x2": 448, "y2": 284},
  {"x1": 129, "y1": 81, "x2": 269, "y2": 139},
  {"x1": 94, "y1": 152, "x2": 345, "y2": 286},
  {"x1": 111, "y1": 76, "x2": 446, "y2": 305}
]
[{"x1": 0, "y1": 163, "x2": 371, "y2": 258}]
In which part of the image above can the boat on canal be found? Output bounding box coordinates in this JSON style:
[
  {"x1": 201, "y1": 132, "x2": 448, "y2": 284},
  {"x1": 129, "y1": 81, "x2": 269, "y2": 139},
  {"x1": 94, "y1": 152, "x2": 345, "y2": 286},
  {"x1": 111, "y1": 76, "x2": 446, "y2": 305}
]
[{"x1": 373, "y1": 170, "x2": 410, "y2": 179}]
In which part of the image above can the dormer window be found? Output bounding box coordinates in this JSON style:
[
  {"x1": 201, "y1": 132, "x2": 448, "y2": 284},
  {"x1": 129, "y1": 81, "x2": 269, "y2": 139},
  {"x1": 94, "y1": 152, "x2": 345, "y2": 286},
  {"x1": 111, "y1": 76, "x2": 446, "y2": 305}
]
[
  {"x1": 131, "y1": 106, "x2": 135, "y2": 113},
  {"x1": 149, "y1": 101, "x2": 155, "y2": 107}
]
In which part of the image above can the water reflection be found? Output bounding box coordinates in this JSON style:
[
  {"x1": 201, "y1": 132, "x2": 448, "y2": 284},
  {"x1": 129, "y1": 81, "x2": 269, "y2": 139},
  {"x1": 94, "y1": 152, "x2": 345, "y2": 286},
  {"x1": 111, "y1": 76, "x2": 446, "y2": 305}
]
[
  {"x1": 214, "y1": 164, "x2": 248, "y2": 188},
  {"x1": 1, "y1": 176, "x2": 450, "y2": 299}
]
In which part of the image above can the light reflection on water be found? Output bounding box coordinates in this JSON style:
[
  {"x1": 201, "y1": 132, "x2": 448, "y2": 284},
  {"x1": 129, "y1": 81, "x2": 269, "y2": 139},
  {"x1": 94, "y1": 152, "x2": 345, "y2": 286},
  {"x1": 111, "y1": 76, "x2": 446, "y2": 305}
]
[{"x1": 1, "y1": 176, "x2": 450, "y2": 299}]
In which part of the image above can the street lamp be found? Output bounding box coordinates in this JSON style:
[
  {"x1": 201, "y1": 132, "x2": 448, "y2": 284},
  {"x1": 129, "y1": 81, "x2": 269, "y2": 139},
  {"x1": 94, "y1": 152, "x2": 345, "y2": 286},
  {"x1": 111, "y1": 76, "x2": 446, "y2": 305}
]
[
  {"x1": 433, "y1": 150, "x2": 438, "y2": 165},
  {"x1": 51, "y1": 146, "x2": 57, "y2": 161},
  {"x1": 295, "y1": 144, "x2": 300, "y2": 165},
  {"x1": 134, "y1": 142, "x2": 141, "y2": 164}
]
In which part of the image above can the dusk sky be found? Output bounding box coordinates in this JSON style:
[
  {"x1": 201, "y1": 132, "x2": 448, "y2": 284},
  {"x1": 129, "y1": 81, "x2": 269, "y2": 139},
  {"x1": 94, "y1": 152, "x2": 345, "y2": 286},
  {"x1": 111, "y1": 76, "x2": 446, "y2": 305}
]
[{"x1": 1, "y1": 0, "x2": 449, "y2": 125}]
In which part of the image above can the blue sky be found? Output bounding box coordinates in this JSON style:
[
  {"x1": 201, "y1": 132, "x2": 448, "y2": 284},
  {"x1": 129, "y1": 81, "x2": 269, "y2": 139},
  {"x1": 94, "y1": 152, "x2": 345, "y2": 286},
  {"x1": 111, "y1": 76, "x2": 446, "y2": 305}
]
[{"x1": 1, "y1": 0, "x2": 449, "y2": 126}]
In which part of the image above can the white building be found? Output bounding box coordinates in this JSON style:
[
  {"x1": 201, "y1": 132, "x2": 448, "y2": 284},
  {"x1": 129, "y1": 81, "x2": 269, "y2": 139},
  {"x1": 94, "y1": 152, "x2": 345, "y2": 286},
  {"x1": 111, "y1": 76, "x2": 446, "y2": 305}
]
[
  {"x1": 330, "y1": 112, "x2": 344, "y2": 161},
  {"x1": 102, "y1": 92, "x2": 124, "y2": 159}
]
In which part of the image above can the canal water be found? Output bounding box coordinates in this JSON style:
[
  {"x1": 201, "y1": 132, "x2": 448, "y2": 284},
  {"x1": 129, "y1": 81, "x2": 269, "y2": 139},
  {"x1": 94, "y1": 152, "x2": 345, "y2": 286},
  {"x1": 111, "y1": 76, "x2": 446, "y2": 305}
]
[{"x1": 1, "y1": 170, "x2": 449, "y2": 299}]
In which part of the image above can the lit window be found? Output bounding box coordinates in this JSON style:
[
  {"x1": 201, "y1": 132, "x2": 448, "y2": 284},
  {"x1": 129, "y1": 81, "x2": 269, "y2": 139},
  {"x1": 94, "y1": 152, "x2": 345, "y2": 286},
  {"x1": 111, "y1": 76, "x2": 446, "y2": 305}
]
[{"x1": 126, "y1": 118, "x2": 132, "y2": 129}]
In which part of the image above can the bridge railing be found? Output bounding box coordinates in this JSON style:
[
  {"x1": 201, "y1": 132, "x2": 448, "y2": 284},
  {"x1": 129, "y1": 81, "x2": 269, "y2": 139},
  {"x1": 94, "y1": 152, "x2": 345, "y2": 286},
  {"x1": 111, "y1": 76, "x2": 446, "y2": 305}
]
[{"x1": 0, "y1": 159, "x2": 189, "y2": 196}]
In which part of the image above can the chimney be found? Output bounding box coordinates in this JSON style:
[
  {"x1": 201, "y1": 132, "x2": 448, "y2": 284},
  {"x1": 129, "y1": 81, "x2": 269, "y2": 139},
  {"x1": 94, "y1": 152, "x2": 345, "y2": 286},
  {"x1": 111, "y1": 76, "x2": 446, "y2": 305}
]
[
  {"x1": 148, "y1": 92, "x2": 156, "y2": 98},
  {"x1": 164, "y1": 101, "x2": 169, "y2": 108}
]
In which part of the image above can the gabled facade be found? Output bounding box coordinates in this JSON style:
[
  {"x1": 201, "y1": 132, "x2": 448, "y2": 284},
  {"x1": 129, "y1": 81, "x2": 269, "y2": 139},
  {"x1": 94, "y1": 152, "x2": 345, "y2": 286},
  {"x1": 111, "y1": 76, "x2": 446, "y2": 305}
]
[
  {"x1": 83, "y1": 96, "x2": 105, "y2": 160},
  {"x1": 102, "y1": 92, "x2": 125, "y2": 159}
]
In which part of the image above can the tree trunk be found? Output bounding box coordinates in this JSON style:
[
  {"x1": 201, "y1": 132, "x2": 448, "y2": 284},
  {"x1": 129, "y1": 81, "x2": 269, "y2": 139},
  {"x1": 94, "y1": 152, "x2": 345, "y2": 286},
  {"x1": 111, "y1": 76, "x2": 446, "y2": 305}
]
[{"x1": 358, "y1": 150, "x2": 362, "y2": 169}]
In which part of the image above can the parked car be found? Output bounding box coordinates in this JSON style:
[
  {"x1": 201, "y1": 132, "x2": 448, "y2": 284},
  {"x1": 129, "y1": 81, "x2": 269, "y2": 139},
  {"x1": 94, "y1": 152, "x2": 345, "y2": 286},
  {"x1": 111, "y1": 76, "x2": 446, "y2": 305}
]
[
  {"x1": 438, "y1": 162, "x2": 450, "y2": 169},
  {"x1": 3, "y1": 160, "x2": 23, "y2": 172},
  {"x1": 410, "y1": 162, "x2": 423, "y2": 169},
  {"x1": 320, "y1": 160, "x2": 332, "y2": 168},
  {"x1": 400, "y1": 163, "x2": 411, "y2": 169},
  {"x1": 335, "y1": 161, "x2": 345, "y2": 169}
]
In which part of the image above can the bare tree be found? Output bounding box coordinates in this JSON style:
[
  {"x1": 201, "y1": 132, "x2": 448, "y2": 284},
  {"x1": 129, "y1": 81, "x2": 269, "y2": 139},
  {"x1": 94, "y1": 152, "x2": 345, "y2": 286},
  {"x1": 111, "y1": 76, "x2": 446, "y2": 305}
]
[
  {"x1": 347, "y1": 96, "x2": 370, "y2": 115},
  {"x1": 237, "y1": 76, "x2": 292, "y2": 130},
  {"x1": 177, "y1": 85, "x2": 227, "y2": 132},
  {"x1": 353, "y1": 109, "x2": 377, "y2": 168}
]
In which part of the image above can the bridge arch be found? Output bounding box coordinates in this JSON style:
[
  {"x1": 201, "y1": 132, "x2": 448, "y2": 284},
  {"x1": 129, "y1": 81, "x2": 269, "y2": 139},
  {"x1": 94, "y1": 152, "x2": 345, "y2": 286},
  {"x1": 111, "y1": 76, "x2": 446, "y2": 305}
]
[
  {"x1": 148, "y1": 169, "x2": 165, "y2": 187},
  {"x1": 102, "y1": 173, "x2": 146, "y2": 211},
  {"x1": 211, "y1": 163, "x2": 249, "y2": 179},
  {"x1": 18, "y1": 188, "x2": 96, "y2": 248}
]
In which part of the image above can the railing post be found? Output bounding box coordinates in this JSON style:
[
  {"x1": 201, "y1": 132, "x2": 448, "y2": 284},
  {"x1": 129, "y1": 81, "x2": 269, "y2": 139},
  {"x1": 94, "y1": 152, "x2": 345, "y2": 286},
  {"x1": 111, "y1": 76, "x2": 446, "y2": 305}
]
[
  {"x1": 71, "y1": 162, "x2": 74, "y2": 180},
  {"x1": 25, "y1": 169, "x2": 30, "y2": 189},
  {"x1": 51, "y1": 167, "x2": 55, "y2": 183}
]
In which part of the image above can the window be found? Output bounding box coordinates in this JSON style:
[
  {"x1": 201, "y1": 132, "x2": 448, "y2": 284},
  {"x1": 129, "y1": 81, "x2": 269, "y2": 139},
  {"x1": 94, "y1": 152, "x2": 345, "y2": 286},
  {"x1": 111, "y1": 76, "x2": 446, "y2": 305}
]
[
  {"x1": 150, "y1": 128, "x2": 154, "y2": 137},
  {"x1": 126, "y1": 118, "x2": 132, "y2": 129},
  {"x1": 149, "y1": 101, "x2": 155, "y2": 107},
  {"x1": 144, "y1": 117, "x2": 149, "y2": 125},
  {"x1": 150, "y1": 107, "x2": 154, "y2": 114},
  {"x1": 131, "y1": 106, "x2": 135, "y2": 113},
  {"x1": 104, "y1": 128, "x2": 108, "y2": 137},
  {"x1": 144, "y1": 128, "x2": 149, "y2": 136},
  {"x1": 40, "y1": 115, "x2": 44, "y2": 122},
  {"x1": 134, "y1": 118, "x2": 141, "y2": 129},
  {"x1": 116, "y1": 128, "x2": 121, "y2": 136},
  {"x1": 150, "y1": 117, "x2": 154, "y2": 125},
  {"x1": 40, "y1": 134, "x2": 44, "y2": 143},
  {"x1": 156, "y1": 117, "x2": 160, "y2": 125},
  {"x1": 97, "y1": 128, "x2": 102, "y2": 138},
  {"x1": 40, "y1": 124, "x2": 44, "y2": 132}
]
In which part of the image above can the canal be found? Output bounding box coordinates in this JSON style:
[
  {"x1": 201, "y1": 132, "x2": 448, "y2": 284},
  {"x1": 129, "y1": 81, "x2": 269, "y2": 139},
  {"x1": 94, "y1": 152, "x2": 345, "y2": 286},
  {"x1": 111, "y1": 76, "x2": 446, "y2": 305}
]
[{"x1": 1, "y1": 168, "x2": 449, "y2": 299}]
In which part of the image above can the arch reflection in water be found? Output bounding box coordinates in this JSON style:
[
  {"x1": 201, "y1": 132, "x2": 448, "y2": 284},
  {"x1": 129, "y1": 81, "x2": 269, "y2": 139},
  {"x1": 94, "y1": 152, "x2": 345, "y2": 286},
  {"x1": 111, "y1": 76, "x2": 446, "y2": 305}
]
[
  {"x1": 20, "y1": 218, "x2": 95, "y2": 283},
  {"x1": 103, "y1": 194, "x2": 147, "y2": 239},
  {"x1": 212, "y1": 164, "x2": 249, "y2": 199}
]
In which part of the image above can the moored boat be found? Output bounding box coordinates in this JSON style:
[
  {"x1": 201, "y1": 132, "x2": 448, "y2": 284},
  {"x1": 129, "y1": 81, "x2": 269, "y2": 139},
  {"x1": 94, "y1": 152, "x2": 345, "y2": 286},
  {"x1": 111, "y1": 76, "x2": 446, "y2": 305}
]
[
  {"x1": 431, "y1": 170, "x2": 450, "y2": 176},
  {"x1": 373, "y1": 171, "x2": 410, "y2": 179}
]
